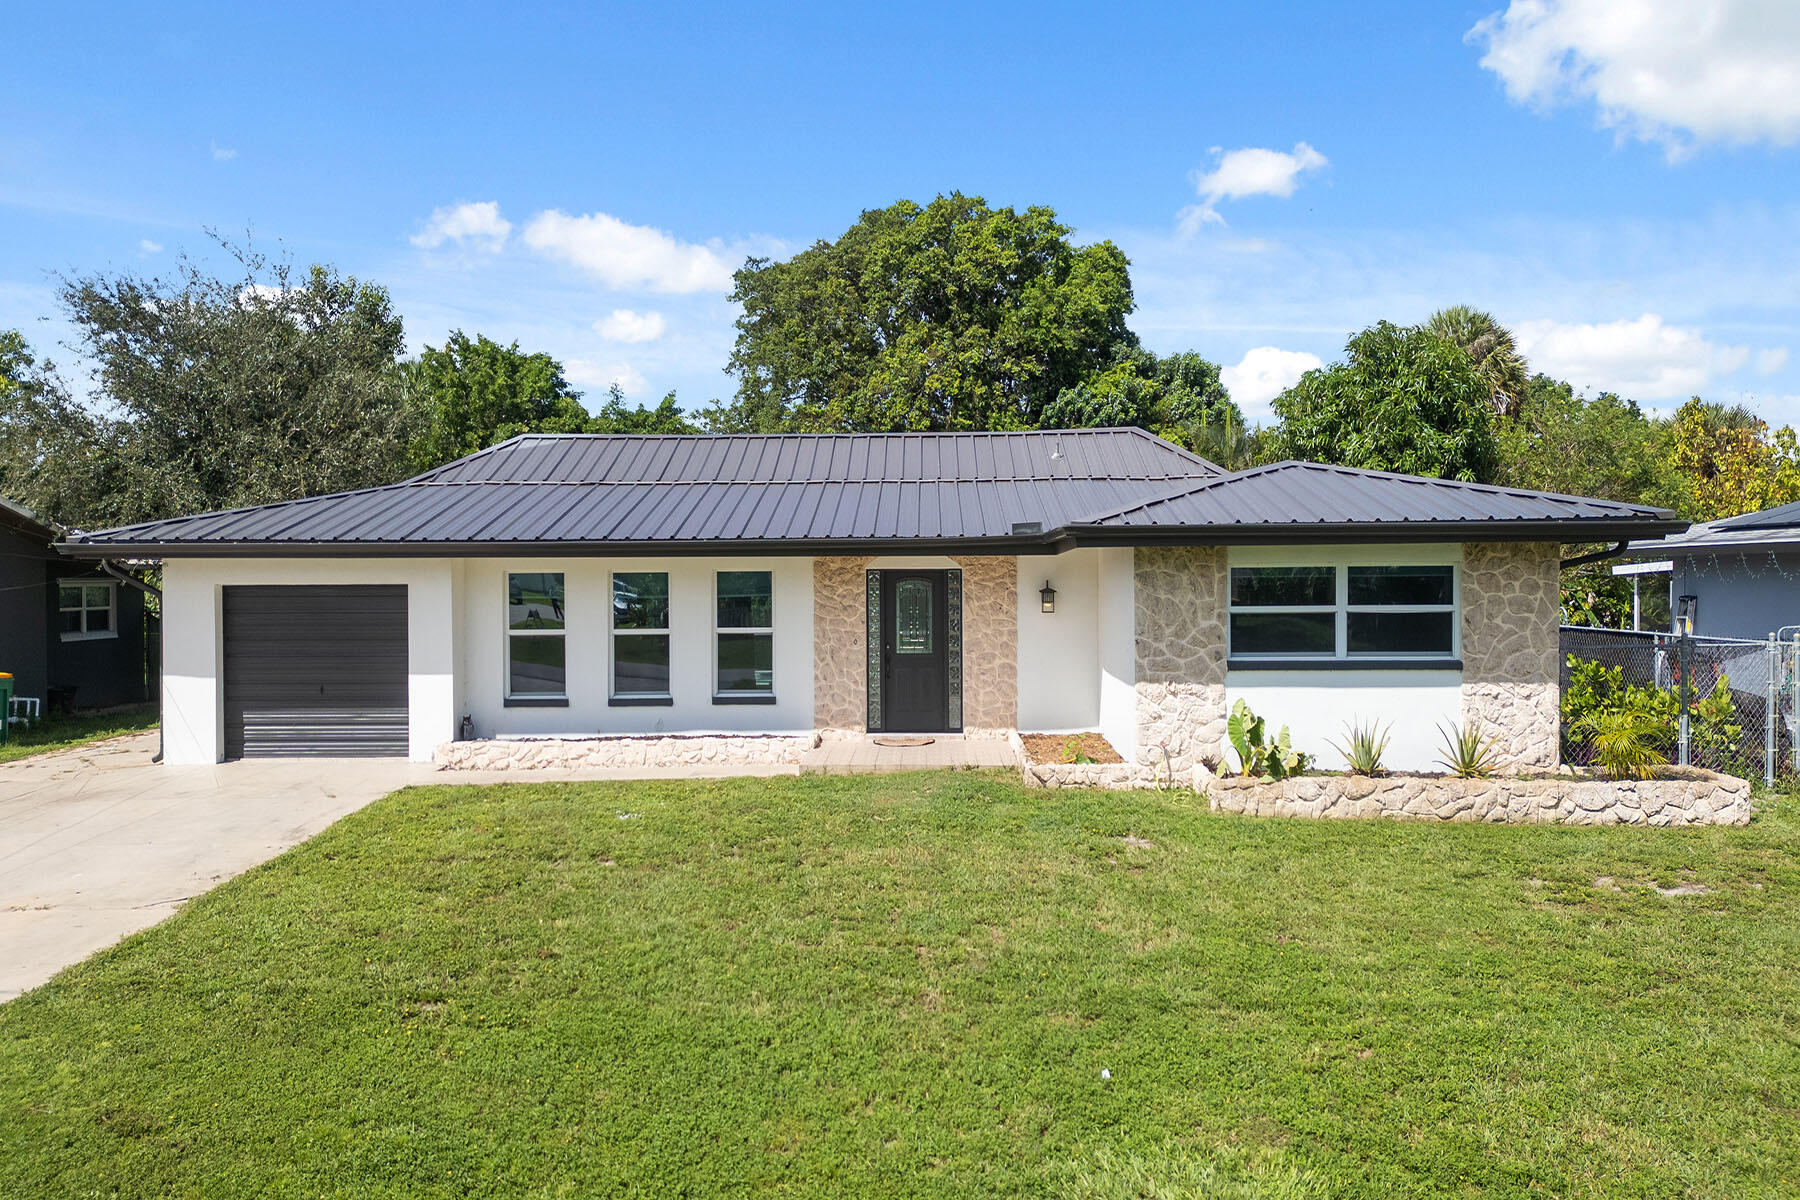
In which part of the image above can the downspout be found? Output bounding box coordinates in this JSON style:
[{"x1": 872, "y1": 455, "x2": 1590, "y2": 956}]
[
  {"x1": 97, "y1": 559, "x2": 164, "y2": 763},
  {"x1": 1559, "y1": 541, "x2": 1628, "y2": 570}
]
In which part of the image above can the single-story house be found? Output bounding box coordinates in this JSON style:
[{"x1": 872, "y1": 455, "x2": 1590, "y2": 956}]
[
  {"x1": 59, "y1": 430, "x2": 1682, "y2": 773},
  {"x1": 1621, "y1": 499, "x2": 1800, "y2": 641},
  {"x1": 2, "y1": 496, "x2": 153, "y2": 714}
]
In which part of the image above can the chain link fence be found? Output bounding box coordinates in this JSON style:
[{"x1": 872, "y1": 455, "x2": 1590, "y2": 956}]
[{"x1": 1560, "y1": 625, "x2": 1800, "y2": 784}]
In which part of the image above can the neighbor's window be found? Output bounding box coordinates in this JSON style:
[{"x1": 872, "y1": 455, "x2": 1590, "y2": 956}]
[
  {"x1": 59, "y1": 581, "x2": 117, "y2": 641},
  {"x1": 507, "y1": 572, "x2": 566, "y2": 697},
  {"x1": 1228, "y1": 562, "x2": 1455, "y2": 660},
  {"x1": 715, "y1": 571, "x2": 773, "y2": 698},
  {"x1": 612, "y1": 572, "x2": 671, "y2": 698}
]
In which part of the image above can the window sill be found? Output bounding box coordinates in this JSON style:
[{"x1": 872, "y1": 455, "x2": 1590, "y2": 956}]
[
  {"x1": 609, "y1": 695, "x2": 674, "y2": 707},
  {"x1": 713, "y1": 694, "x2": 777, "y2": 706},
  {"x1": 60, "y1": 631, "x2": 119, "y2": 643},
  {"x1": 1227, "y1": 657, "x2": 1463, "y2": 672},
  {"x1": 504, "y1": 695, "x2": 569, "y2": 708}
]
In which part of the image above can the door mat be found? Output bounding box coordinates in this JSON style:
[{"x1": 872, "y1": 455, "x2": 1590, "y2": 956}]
[{"x1": 872, "y1": 736, "x2": 936, "y2": 748}]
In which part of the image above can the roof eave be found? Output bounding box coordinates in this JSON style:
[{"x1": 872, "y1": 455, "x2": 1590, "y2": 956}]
[{"x1": 1057, "y1": 517, "x2": 1691, "y2": 548}]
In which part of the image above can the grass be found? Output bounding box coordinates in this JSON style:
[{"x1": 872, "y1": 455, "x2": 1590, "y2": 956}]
[
  {"x1": 0, "y1": 704, "x2": 158, "y2": 765},
  {"x1": 1, "y1": 771, "x2": 1797, "y2": 1198}
]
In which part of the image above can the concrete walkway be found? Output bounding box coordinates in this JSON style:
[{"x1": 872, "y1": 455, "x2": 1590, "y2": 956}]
[{"x1": 801, "y1": 734, "x2": 1021, "y2": 774}]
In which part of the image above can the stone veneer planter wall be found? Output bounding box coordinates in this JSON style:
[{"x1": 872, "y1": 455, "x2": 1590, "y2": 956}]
[
  {"x1": 1203, "y1": 769, "x2": 1751, "y2": 826},
  {"x1": 436, "y1": 733, "x2": 814, "y2": 771}
]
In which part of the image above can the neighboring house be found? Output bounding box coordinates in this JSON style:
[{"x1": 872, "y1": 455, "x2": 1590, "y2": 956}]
[
  {"x1": 1622, "y1": 498, "x2": 1800, "y2": 640},
  {"x1": 59, "y1": 430, "x2": 1681, "y2": 772},
  {"x1": 1, "y1": 497, "x2": 152, "y2": 713}
]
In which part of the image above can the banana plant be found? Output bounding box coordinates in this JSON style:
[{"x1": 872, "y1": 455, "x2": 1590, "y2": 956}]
[{"x1": 1227, "y1": 699, "x2": 1310, "y2": 779}]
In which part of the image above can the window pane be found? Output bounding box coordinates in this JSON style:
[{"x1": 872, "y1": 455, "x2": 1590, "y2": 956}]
[
  {"x1": 509, "y1": 573, "x2": 565, "y2": 630},
  {"x1": 85, "y1": 606, "x2": 112, "y2": 633},
  {"x1": 716, "y1": 571, "x2": 772, "y2": 628},
  {"x1": 1349, "y1": 565, "x2": 1454, "y2": 606},
  {"x1": 509, "y1": 634, "x2": 566, "y2": 694},
  {"x1": 58, "y1": 585, "x2": 81, "y2": 610},
  {"x1": 613, "y1": 572, "x2": 668, "y2": 630},
  {"x1": 1230, "y1": 566, "x2": 1335, "y2": 607},
  {"x1": 614, "y1": 633, "x2": 671, "y2": 694},
  {"x1": 1348, "y1": 610, "x2": 1453, "y2": 655},
  {"x1": 1230, "y1": 611, "x2": 1336, "y2": 656},
  {"x1": 84, "y1": 585, "x2": 111, "y2": 609},
  {"x1": 717, "y1": 632, "x2": 773, "y2": 692},
  {"x1": 61, "y1": 609, "x2": 84, "y2": 634},
  {"x1": 895, "y1": 578, "x2": 933, "y2": 654}
]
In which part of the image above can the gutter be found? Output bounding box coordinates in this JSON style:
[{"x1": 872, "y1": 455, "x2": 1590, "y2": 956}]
[{"x1": 1558, "y1": 541, "x2": 1630, "y2": 569}]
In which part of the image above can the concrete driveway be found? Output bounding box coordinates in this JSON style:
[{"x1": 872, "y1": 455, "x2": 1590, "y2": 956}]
[{"x1": 0, "y1": 733, "x2": 419, "y2": 1000}]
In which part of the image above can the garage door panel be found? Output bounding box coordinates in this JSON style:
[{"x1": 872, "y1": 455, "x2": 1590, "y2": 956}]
[{"x1": 224, "y1": 585, "x2": 408, "y2": 758}]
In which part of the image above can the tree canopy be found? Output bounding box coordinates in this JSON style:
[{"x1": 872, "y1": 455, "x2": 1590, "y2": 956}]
[
  {"x1": 1270, "y1": 320, "x2": 1500, "y2": 482},
  {"x1": 1038, "y1": 347, "x2": 1243, "y2": 452},
  {"x1": 718, "y1": 193, "x2": 1137, "y2": 432},
  {"x1": 406, "y1": 332, "x2": 594, "y2": 472},
  {"x1": 1425, "y1": 304, "x2": 1528, "y2": 417}
]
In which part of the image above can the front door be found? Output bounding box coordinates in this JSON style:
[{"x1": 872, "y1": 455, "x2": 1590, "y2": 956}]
[{"x1": 878, "y1": 570, "x2": 950, "y2": 732}]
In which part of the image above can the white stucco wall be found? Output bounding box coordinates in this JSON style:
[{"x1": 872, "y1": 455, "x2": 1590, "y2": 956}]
[
  {"x1": 1224, "y1": 670, "x2": 1463, "y2": 773},
  {"x1": 160, "y1": 557, "x2": 458, "y2": 764},
  {"x1": 460, "y1": 556, "x2": 815, "y2": 739},
  {"x1": 1016, "y1": 548, "x2": 1101, "y2": 733},
  {"x1": 1097, "y1": 547, "x2": 1136, "y2": 759}
]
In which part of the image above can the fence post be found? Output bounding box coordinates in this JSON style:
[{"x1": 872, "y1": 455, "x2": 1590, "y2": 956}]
[
  {"x1": 1677, "y1": 634, "x2": 1692, "y2": 767},
  {"x1": 1768, "y1": 634, "x2": 1779, "y2": 787}
]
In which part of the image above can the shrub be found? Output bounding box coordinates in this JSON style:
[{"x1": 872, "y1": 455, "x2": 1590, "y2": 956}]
[
  {"x1": 1590, "y1": 710, "x2": 1668, "y2": 780},
  {"x1": 1561, "y1": 653, "x2": 1742, "y2": 770},
  {"x1": 1331, "y1": 720, "x2": 1391, "y2": 776},
  {"x1": 1437, "y1": 722, "x2": 1499, "y2": 778},
  {"x1": 1227, "y1": 699, "x2": 1311, "y2": 780}
]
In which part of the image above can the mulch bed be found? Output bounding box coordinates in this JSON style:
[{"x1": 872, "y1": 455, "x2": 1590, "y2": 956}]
[{"x1": 1020, "y1": 731, "x2": 1124, "y2": 765}]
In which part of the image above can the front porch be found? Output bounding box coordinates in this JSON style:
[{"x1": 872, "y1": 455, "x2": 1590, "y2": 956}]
[{"x1": 799, "y1": 734, "x2": 1020, "y2": 775}]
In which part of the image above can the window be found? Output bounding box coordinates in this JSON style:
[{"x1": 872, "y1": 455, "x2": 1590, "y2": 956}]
[
  {"x1": 59, "y1": 581, "x2": 117, "y2": 641},
  {"x1": 1228, "y1": 562, "x2": 1456, "y2": 661},
  {"x1": 715, "y1": 571, "x2": 773, "y2": 699},
  {"x1": 612, "y1": 572, "x2": 670, "y2": 699},
  {"x1": 507, "y1": 573, "x2": 566, "y2": 697}
]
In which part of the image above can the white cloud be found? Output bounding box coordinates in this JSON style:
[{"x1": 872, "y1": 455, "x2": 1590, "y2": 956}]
[
  {"x1": 594, "y1": 308, "x2": 667, "y2": 343},
  {"x1": 1514, "y1": 313, "x2": 1750, "y2": 398},
  {"x1": 138, "y1": 239, "x2": 162, "y2": 254},
  {"x1": 1759, "y1": 346, "x2": 1790, "y2": 375},
  {"x1": 411, "y1": 201, "x2": 512, "y2": 251},
  {"x1": 566, "y1": 358, "x2": 649, "y2": 396},
  {"x1": 237, "y1": 283, "x2": 287, "y2": 306},
  {"x1": 1470, "y1": 0, "x2": 1800, "y2": 158},
  {"x1": 210, "y1": 142, "x2": 237, "y2": 161},
  {"x1": 1179, "y1": 142, "x2": 1327, "y2": 230},
  {"x1": 1222, "y1": 346, "x2": 1324, "y2": 419},
  {"x1": 522, "y1": 209, "x2": 736, "y2": 294}
]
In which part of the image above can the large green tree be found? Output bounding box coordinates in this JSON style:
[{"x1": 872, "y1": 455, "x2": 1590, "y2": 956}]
[
  {"x1": 0, "y1": 332, "x2": 124, "y2": 527},
  {"x1": 406, "y1": 332, "x2": 594, "y2": 471},
  {"x1": 1038, "y1": 347, "x2": 1243, "y2": 451},
  {"x1": 1424, "y1": 304, "x2": 1528, "y2": 417},
  {"x1": 1493, "y1": 376, "x2": 1659, "y2": 502},
  {"x1": 1271, "y1": 321, "x2": 1500, "y2": 482},
  {"x1": 718, "y1": 193, "x2": 1136, "y2": 432}
]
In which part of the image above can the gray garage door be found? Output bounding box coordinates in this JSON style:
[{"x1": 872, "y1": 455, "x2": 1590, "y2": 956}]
[{"x1": 223, "y1": 585, "x2": 408, "y2": 758}]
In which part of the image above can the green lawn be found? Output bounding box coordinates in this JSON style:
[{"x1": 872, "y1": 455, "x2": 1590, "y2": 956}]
[
  {"x1": 0, "y1": 704, "x2": 158, "y2": 765},
  {"x1": 2, "y1": 772, "x2": 1797, "y2": 1198}
]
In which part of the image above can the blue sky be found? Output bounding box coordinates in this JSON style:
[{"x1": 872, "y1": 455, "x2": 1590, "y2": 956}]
[{"x1": 5, "y1": 0, "x2": 1800, "y2": 424}]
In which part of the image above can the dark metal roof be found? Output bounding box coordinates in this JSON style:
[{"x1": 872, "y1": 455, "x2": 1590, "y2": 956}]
[
  {"x1": 1712, "y1": 498, "x2": 1800, "y2": 531},
  {"x1": 0, "y1": 496, "x2": 57, "y2": 542},
  {"x1": 1060, "y1": 461, "x2": 1687, "y2": 545},
  {"x1": 61, "y1": 429, "x2": 1221, "y2": 556}
]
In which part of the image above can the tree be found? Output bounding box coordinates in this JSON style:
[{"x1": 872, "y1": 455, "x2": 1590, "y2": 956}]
[
  {"x1": 1425, "y1": 304, "x2": 1528, "y2": 417},
  {"x1": 0, "y1": 332, "x2": 125, "y2": 528},
  {"x1": 406, "y1": 331, "x2": 593, "y2": 472},
  {"x1": 1270, "y1": 321, "x2": 1500, "y2": 482},
  {"x1": 588, "y1": 387, "x2": 696, "y2": 434},
  {"x1": 719, "y1": 193, "x2": 1136, "y2": 432},
  {"x1": 41, "y1": 243, "x2": 413, "y2": 528},
  {"x1": 1494, "y1": 376, "x2": 1658, "y2": 502},
  {"x1": 1038, "y1": 347, "x2": 1243, "y2": 450},
  {"x1": 1657, "y1": 397, "x2": 1800, "y2": 521}
]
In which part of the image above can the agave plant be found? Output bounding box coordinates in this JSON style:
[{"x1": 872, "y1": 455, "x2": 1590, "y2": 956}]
[
  {"x1": 1436, "y1": 721, "x2": 1500, "y2": 779},
  {"x1": 1227, "y1": 699, "x2": 1311, "y2": 780},
  {"x1": 1331, "y1": 719, "x2": 1392, "y2": 776}
]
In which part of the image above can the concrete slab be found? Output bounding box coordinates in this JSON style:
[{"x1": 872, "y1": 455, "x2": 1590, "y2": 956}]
[{"x1": 799, "y1": 735, "x2": 1020, "y2": 774}]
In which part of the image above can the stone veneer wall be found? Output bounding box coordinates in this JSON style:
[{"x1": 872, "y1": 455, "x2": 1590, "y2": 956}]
[
  {"x1": 810, "y1": 554, "x2": 1018, "y2": 737},
  {"x1": 1460, "y1": 541, "x2": 1561, "y2": 771},
  {"x1": 1132, "y1": 546, "x2": 1229, "y2": 778},
  {"x1": 437, "y1": 734, "x2": 813, "y2": 770},
  {"x1": 1205, "y1": 768, "x2": 1751, "y2": 826}
]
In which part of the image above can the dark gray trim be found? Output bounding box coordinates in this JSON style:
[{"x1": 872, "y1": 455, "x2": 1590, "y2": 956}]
[
  {"x1": 504, "y1": 695, "x2": 569, "y2": 707},
  {"x1": 609, "y1": 695, "x2": 673, "y2": 707},
  {"x1": 713, "y1": 694, "x2": 777, "y2": 705},
  {"x1": 1226, "y1": 657, "x2": 1464, "y2": 672},
  {"x1": 1057, "y1": 518, "x2": 1689, "y2": 550},
  {"x1": 865, "y1": 570, "x2": 882, "y2": 731}
]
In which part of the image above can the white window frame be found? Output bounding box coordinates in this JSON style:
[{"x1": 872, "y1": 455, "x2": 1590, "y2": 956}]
[
  {"x1": 610, "y1": 570, "x2": 672, "y2": 700},
  {"x1": 59, "y1": 580, "x2": 118, "y2": 642},
  {"x1": 713, "y1": 570, "x2": 774, "y2": 700},
  {"x1": 505, "y1": 572, "x2": 567, "y2": 700},
  {"x1": 1226, "y1": 546, "x2": 1461, "y2": 662}
]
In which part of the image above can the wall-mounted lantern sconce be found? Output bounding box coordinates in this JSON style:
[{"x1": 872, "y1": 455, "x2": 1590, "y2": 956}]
[
  {"x1": 1676, "y1": 594, "x2": 1698, "y2": 636},
  {"x1": 1040, "y1": 580, "x2": 1057, "y2": 614}
]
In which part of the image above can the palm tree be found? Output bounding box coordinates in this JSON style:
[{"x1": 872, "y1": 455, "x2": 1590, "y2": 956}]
[{"x1": 1425, "y1": 305, "x2": 1528, "y2": 418}]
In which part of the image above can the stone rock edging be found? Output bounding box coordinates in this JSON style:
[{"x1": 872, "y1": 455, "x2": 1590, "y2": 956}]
[
  {"x1": 435, "y1": 733, "x2": 816, "y2": 771},
  {"x1": 1202, "y1": 768, "x2": 1752, "y2": 826}
]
